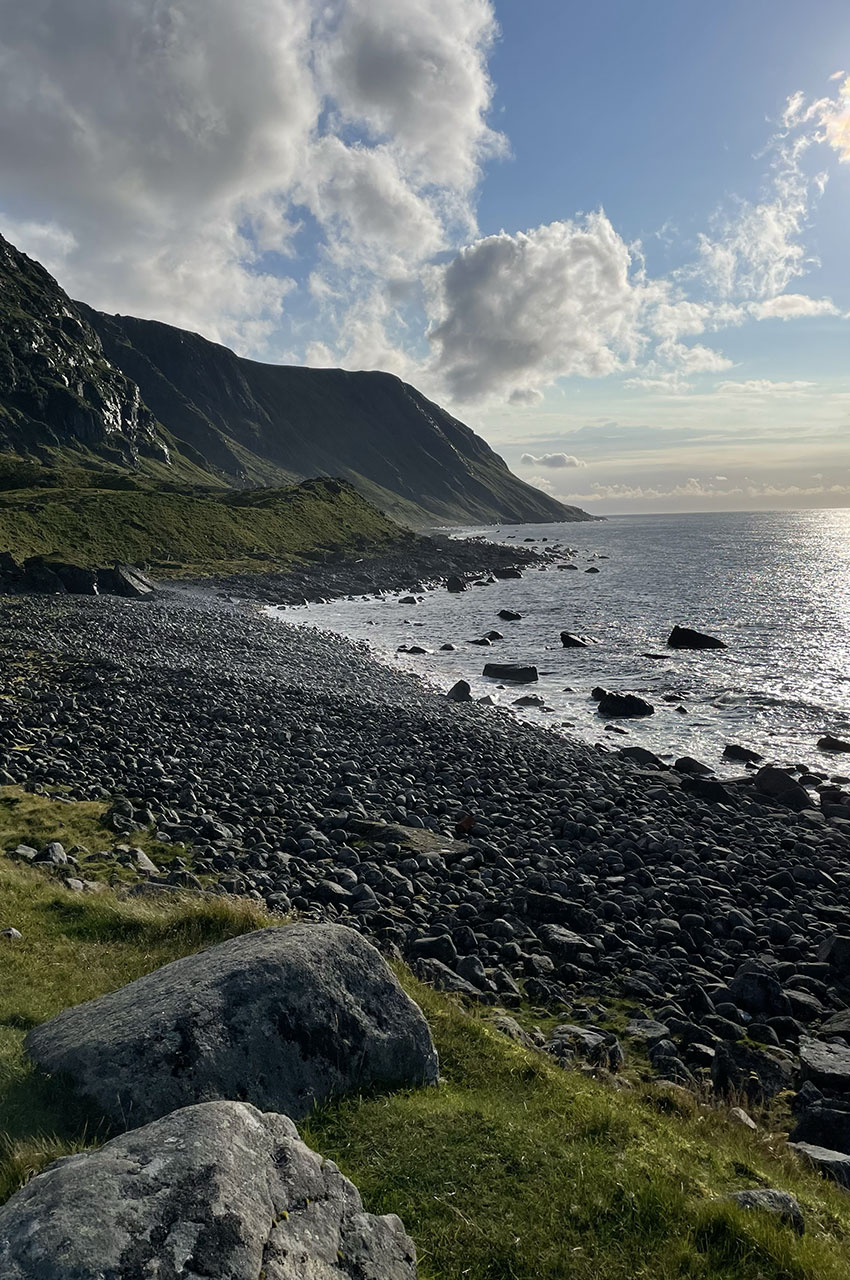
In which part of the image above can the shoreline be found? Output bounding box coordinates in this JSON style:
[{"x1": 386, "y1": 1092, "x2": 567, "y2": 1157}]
[{"x1": 1, "y1": 586, "x2": 849, "y2": 1124}]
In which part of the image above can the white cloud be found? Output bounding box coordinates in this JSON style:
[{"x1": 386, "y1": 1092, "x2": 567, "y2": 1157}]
[
  {"x1": 0, "y1": 0, "x2": 500, "y2": 348},
  {"x1": 427, "y1": 213, "x2": 648, "y2": 402},
  {"x1": 752, "y1": 293, "x2": 839, "y2": 319},
  {"x1": 714, "y1": 379, "x2": 815, "y2": 396},
  {"x1": 820, "y1": 74, "x2": 850, "y2": 161},
  {"x1": 559, "y1": 478, "x2": 849, "y2": 504},
  {"x1": 519, "y1": 452, "x2": 584, "y2": 468}
]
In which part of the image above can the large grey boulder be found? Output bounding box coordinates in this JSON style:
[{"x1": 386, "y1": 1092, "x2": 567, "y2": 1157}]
[
  {"x1": 26, "y1": 924, "x2": 438, "y2": 1128},
  {"x1": 0, "y1": 1101, "x2": 417, "y2": 1280}
]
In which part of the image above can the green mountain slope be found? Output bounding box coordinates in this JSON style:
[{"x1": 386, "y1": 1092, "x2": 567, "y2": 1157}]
[{"x1": 82, "y1": 307, "x2": 589, "y2": 526}]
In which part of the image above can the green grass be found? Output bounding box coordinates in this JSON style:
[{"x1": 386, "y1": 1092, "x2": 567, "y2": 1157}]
[
  {"x1": 2, "y1": 859, "x2": 850, "y2": 1278},
  {"x1": 0, "y1": 474, "x2": 408, "y2": 574}
]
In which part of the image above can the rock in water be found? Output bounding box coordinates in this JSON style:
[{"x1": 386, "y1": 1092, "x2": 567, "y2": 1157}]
[
  {"x1": 0, "y1": 1101, "x2": 418, "y2": 1280},
  {"x1": 819, "y1": 734, "x2": 850, "y2": 753},
  {"x1": 591, "y1": 688, "x2": 654, "y2": 718},
  {"x1": 667, "y1": 625, "x2": 726, "y2": 649},
  {"x1": 25, "y1": 924, "x2": 438, "y2": 1128},
  {"x1": 560, "y1": 632, "x2": 594, "y2": 648},
  {"x1": 445, "y1": 575, "x2": 466, "y2": 593},
  {"x1": 447, "y1": 680, "x2": 473, "y2": 702},
  {"x1": 482, "y1": 662, "x2": 539, "y2": 683},
  {"x1": 497, "y1": 609, "x2": 521, "y2": 621}
]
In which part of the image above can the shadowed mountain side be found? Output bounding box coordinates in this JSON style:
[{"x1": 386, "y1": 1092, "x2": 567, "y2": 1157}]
[{"x1": 80, "y1": 307, "x2": 590, "y2": 527}]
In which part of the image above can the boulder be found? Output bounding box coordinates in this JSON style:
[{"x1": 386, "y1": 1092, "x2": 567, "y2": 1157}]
[
  {"x1": 819, "y1": 734, "x2": 850, "y2": 753},
  {"x1": 791, "y1": 1104, "x2": 850, "y2": 1155},
  {"x1": 25, "y1": 924, "x2": 438, "y2": 1129},
  {"x1": 618, "y1": 745, "x2": 665, "y2": 768},
  {"x1": 667, "y1": 625, "x2": 726, "y2": 650},
  {"x1": 591, "y1": 688, "x2": 654, "y2": 718},
  {"x1": 0, "y1": 1101, "x2": 417, "y2": 1280},
  {"x1": 789, "y1": 1141, "x2": 850, "y2": 1189},
  {"x1": 754, "y1": 766, "x2": 811, "y2": 811},
  {"x1": 447, "y1": 680, "x2": 473, "y2": 703},
  {"x1": 725, "y1": 1189, "x2": 804, "y2": 1235},
  {"x1": 99, "y1": 563, "x2": 157, "y2": 599},
  {"x1": 728, "y1": 961, "x2": 791, "y2": 1018},
  {"x1": 799, "y1": 1036, "x2": 850, "y2": 1092},
  {"x1": 497, "y1": 609, "x2": 521, "y2": 621},
  {"x1": 723, "y1": 743, "x2": 763, "y2": 764},
  {"x1": 816, "y1": 935, "x2": 850, "y2": 977},
  {"x1": 493, "y1": 567, "x2": 522, "y2": 579},
  {"x1": 445, "y1": 575, "x2": 466, "y2": 593},
  {"x1": 560, "y1": 632, "x2": 594, "y2": 648},
  {"x1": 711, "y1": 1040, "x2": 796, "y2": 1103},
  {"x1": 482, "y1": 662, "x2": 538, "y2": 683}
]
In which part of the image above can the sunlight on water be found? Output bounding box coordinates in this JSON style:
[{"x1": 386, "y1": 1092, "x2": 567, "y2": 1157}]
[{"x1": 276, "y1": 509, "x2": 850, "y2": 773}]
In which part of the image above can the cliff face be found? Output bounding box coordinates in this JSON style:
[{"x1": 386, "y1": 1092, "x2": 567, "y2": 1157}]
[
  {"x1": 82, "y1": 309, "x2": 590, "y2": 525},
  {"x1": 0, "y1": 230, "x2": 590, "y2": 525},
  {"x1": 0, "y1": 235, "x2": 169, "y2": 467}
]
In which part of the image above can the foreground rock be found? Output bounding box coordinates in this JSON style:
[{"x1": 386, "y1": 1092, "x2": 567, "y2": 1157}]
[
  {"x1": 0, "y1": 1100, "x2": 417, "y2": 1280},
  {"x1": 482, "y1": 662, "x2": 538, "y2": 683},
  {"x1": 26, "y1": 924, "x2": 438, "y2": 1128},
  {"x1": 0, "y1": 554, "x2": 156, "y2": 599},
  {"x1": 667, "y1": 625, "x2": 726, "y2": 650}
]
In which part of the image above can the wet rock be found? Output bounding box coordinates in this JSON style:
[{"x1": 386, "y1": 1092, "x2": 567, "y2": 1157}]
[
  {"x1": 724, "y1": 743, "x2": 763, "y2": 764},
  {"x1": 592, "y1": 688, "x2": 654, "y2": 718},
  {"x1": 445, "y1": 575, "x2": 466, "y2": 593},
  {"x1": 819, "y1": 734, "x2": 850, "y2": 753},
  {"x1": 497, "y1": 609, "x2": 521, "y2": 621},
  {"x1": 482, "y1": 662, "x2": 538, "y2": 683},
  {"x1": 447, "y1": 680, "x2": 473, "y2": 703},
  {"x1": 560, "y1": 632, "x2": 594, "y2": 648},
  {"x1": 754, "y1": 766, "x2": 811, "y2": 811},
  {"x1": 667, "y1": 625, "x2": 726, "y2": 650}
]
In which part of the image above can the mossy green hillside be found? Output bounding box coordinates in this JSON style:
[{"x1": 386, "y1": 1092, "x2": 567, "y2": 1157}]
[
  {"x1": 0, "y1": 474, "x2": 408, "y2": 574},
  {"x1": 2, "y1": 845, "x2": 850, "y2": 1280}
]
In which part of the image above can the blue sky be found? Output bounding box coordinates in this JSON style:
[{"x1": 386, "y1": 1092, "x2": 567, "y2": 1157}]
[{"x1": 1, "y1": 0, "x2": 848, "y2": 512}]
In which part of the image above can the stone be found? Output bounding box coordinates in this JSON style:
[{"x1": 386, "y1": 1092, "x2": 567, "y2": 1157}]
[
  {"x1": 723, "y1": 743, "x2": 764, "y2": 764},
  {"x1": 816, "y1": 935, "x2": 850, "y2": 976},
  {"x1": 818, "y1": 734, "x2": 850, "y2": 753},
  {"x1": 619, "y1": 745, "x2": 664, "y2": 768},
  {"x1": 728, "y1": 961, "x2": 791, "y2": 1018},
  {"x1": 0, "y1": 1101, "x2": 417, "y2": 1280},
  {"x1": 789, "y1": 1141, "x2": 850, "y2": 1189},
  {"x1": 592, "y1": 688, "x2": 654, "y2": 718},
  {"x1": 754, "y1": 766, "x2": 810, "y2": 811},
  {"x1": 560, "y1": 632, "x2": 593, "y2": 648},
  {"x1": 482, "y1": 662, "x2": 538, "y2": 683},
  {"x1": 25, "y1": 924, "x2": 438, "y2": 1129},
  {"x1": 447, "y1": 680, "x2": 472, "y2": 703},
  {"x1": 729, "y1": 1106, "x2": 757, "y2": 1130},
  {"x1": 725, "y1": 1189, "x2": 804, "y2": 1234},
  {"x1": 799, "y1": 1036, "x2": 850, "y2": 1092},
  {"x1": 445, "y1": 575, "x2": 466, "y2": 593},
  {"x1": 625, "y1": 1018, "x2": 670, "y2": 1044},
  {"x1": 791, "y1": 1104, "x2": 850, "y2": 1155},
  {"x1": 667, "y1": 625, "x2": 726, "y2": 650},
  {"x1": 711, "y1": 1040, "x2": 795, "y2": 1103},
  {"x1": 100, "y1": 563, "x2": 157, "y2": 599},
  {"x1": 1, "y1": 927, "x2": 22, "y2": 941},
  {"x1": 497, "y1": 609, "x2": 521, "y2": 621}
]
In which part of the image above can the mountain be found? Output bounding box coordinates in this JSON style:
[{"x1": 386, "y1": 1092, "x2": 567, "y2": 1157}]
[
  {"x1": 0, "y1": 232, "x2": 590, "y2": 525},
  {"x1": 0, "y1": 234, "x2": 170, "y2": 470}
]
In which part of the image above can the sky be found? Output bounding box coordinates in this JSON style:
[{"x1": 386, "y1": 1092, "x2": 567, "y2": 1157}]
[{"x1": 1, "y1": 0, "x2": 848, "y2": 514}]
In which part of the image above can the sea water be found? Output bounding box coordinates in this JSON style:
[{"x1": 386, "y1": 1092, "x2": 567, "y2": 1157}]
[{"x1": 277, "y1": 509, "x2": 850, "y2": 773}]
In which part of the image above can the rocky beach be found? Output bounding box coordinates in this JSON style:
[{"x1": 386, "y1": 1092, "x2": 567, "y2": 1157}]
[{"x1": 3, "y1": 574, "x2": 850, "y2": 1183}]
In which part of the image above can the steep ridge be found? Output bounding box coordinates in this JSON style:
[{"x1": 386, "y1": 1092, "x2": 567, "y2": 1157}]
[
  {"x1": 82, "y1": 307, "x2": 589, "y2": 526},
  {"x1": 0, "y1": 234, "x2": 170, "y2": 469},
  {"x1": 0, "y1": 230, "x2": 590, "y2": 525}
]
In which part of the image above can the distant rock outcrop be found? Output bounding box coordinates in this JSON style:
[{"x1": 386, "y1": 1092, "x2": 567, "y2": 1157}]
[
  {"x1": 0, "y1": 1101, "x2": 418, "y2": 1280},
  {"x1": 25, "y1": 924, "x2": 438, "y2": 1128},
  {"x1": 667, "y1": 625, "x2": 726, "y2": 650}
]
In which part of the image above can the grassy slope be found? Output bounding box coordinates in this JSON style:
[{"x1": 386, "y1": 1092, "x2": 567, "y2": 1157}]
[
  {"x1": 0, "y1": 475, "x2": 408, "y2": 573},
  {"x1": 2, "y1": 818, "x2": 850, "y2": 1278}
]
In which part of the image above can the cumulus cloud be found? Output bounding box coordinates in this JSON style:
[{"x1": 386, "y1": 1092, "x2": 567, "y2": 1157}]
[
  {"x1": 427, "y1": 213, "x2": 648, "y2": 401},
  {"x1": 519, "y1": 452, "x2": 584, "y2": 468},
  {"x1": 0, "y1": 0, "x2": 500, "y2": 347}
]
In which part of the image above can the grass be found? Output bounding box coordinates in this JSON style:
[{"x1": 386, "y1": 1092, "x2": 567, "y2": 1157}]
[
  {"x1": 0, "y1": 474, "x2": 408, "y2": 574},
  {"x1": 2, "y1": 857, "x2": 850, "y2": 1278}
]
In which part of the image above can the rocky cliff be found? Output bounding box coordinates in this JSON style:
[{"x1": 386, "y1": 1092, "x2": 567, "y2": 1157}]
[
  {"x1": 0, "y1": 234, "x2": 169, "y2": 468},
  {"x1": 0, "y1": 230, "x2": 590, "y2": 525}
]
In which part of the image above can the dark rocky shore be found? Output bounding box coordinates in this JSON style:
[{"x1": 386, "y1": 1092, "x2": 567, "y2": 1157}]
[
  {"x1": 3, "y1": 587, "x2": 850, "y2": 1180},
  {"x1": 203, "y1": 530, "x2": 554, "y2": 604}
]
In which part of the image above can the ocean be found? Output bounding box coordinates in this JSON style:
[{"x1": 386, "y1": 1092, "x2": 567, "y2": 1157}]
[{"x1": 276, "y1": 509, "x2": 850, "y2": 774}]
